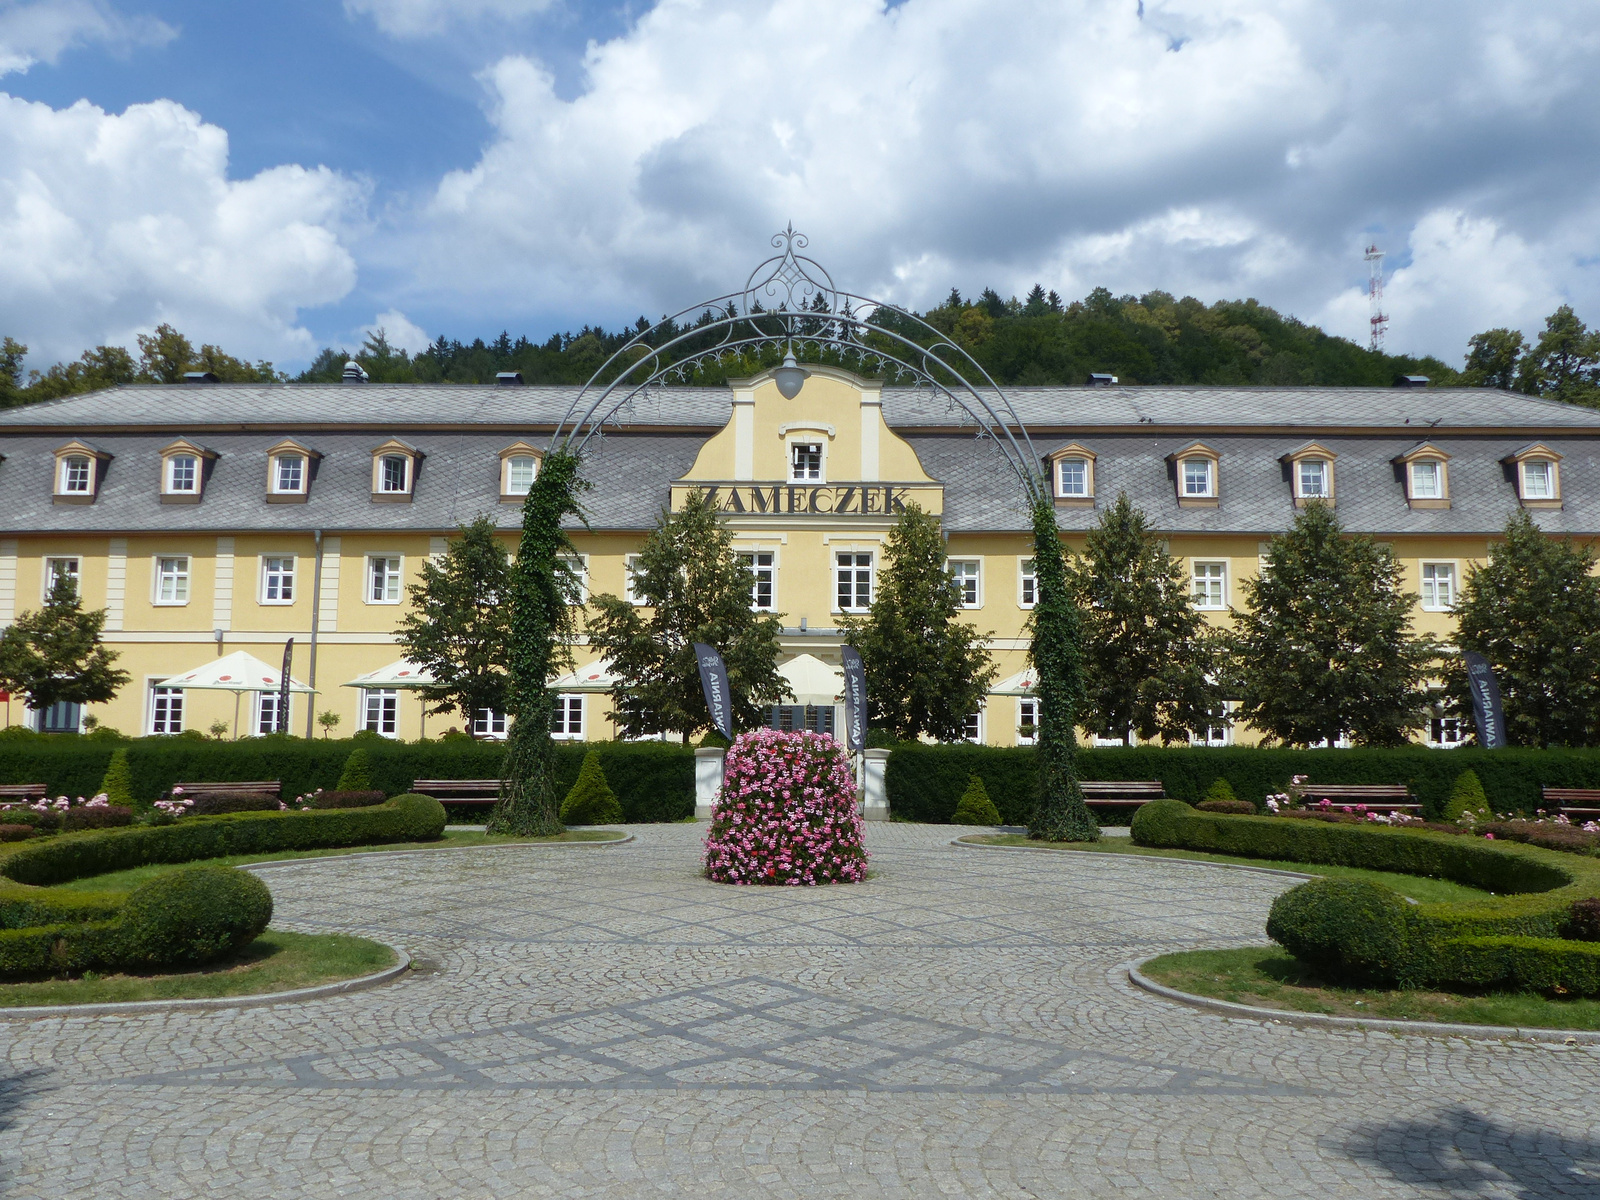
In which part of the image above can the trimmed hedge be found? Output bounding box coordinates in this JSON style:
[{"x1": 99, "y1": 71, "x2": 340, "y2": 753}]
[
  {"x1": 0, "y1": 736, "x2": 692, "y2": 821},
  {"x1": 1131, "y1": 799, "x2": 1600, "y2": 994},
  {"x1": 885, "y1": 743, "x2": 1600, "y2": 824}
]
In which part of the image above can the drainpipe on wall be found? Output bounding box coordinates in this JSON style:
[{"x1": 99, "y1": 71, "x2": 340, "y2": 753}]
[{"x1": 306, "y1": 529, "x2": 324, "y2": 738}]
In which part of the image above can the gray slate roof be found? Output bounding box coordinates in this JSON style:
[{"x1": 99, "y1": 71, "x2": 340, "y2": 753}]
[{"x1": 2, "y1": 383, "x2": 1598, "y2": 536}]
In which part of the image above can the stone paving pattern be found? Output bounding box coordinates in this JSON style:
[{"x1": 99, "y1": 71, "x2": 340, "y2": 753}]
[{"x1": 1, "y1": 824, "x2": 1596, "y2": 1198}]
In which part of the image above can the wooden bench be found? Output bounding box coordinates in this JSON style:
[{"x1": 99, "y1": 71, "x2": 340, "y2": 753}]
[
  {"x1": 1079, "y1": 781, "x2": 1165, "y2": 809},
  {"x1": 412, "y1": 779, "x2": 501, "y2": 808},
  {"x1": 1540, "y1": 788, "x2": 1600, "y2": 820},
  {"x1": 0, "y1": 784, "x2": 46, "y2": 802},
  {"x1": 1299, "y1": 783, "x2": 1420, "y2": 814},
  {"x1": 173, "y1": 780, "x2": 281, "y2": 799}
]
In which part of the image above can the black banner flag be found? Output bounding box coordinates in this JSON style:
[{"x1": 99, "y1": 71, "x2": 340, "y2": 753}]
[
  {"x1": 840, "y1": 646, "x2": 867, "y2": 751},
  {"x1": 277, "y1": 638, "x2": 294, "y2": 735},
  {"x1": 693, "y1": 642, "x2": 735, "y2": 741},
  {"x1": 1463, "y1": 651, "x2": 1506, "y2": 749}
]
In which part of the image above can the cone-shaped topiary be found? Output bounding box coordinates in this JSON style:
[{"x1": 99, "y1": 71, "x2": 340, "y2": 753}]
[
  {"x1": 336, "y1": 747, "x2": 373, "y2": 791},
  {"x1": 1443, "y1": 768, "x2": 1491, "y2": 822},
  {"x1": 1201, "y1": 777, "x2": 1238, "y2": 806},
  {"x1": 97, "y1": 747, "x2": 136, "y2": 808},
  {"x1": 951, "y1": 774, "x2": 1002, "y2": 825},
  {"x1": 560, "y1": 750, "x2": 623, "y2": 825}
]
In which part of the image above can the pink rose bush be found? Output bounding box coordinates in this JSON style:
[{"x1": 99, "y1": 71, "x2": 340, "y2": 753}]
[{"x1": 703, "y1": 728, "x2": 869, "y2": 886}]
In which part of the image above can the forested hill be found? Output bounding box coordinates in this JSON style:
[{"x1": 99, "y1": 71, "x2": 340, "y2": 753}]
[{"x1": 13, "y1": 282, "x2": 1600, "y2": 408}]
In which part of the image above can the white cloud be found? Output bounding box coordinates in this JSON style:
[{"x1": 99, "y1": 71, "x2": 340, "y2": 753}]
[
  {"x1": 0, "y1": 0, "x2": 174, "y2": 76},
  {"x1": 377, "y1": 0, "x2": 1600, "y2": 362},
  {"x1": 343, "y1": 0, "x2": 553, "y2": 39},
  {"x1": 0, "y1": 93, "x2": 364, "y2": 366},
  {"x1": 363, "y1": 309, "x2": 430, "y2": 355}
]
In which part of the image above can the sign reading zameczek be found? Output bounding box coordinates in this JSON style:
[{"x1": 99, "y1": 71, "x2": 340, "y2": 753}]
[
  {"x1": 672, "y1": 482, "x2": 942, "y2": 517},
  {"x1": 694, "y1": 643, "x2": 735, "y2": 741}
]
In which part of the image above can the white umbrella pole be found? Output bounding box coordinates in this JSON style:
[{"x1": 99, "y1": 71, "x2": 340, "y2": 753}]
[{"x1": 232, "y1": 691, "x2": 241, "y2": 740}]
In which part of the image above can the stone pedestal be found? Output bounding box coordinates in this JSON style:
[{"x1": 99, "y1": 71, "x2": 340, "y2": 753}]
[
  {"x1": 861, "y1": 748, "x2": 891, "y2": 821},
  {"x1": 694, "y1": 747, "x2": 726, "y2": 819}
]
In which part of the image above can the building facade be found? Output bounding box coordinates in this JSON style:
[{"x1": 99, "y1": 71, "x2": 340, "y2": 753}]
[{"x1": 2, "y1": 370, "x2": 1597, "y2": 746}]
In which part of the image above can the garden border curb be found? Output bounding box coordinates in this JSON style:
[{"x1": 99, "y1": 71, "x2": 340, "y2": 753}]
[
  {"x1": 241, "y1": 832, "x2": 635, "y2": 874},
  {"x1": 948, "y1": 835, "x2": 1318, "y2": 881},
  {"x1": 1125, "y1": 957, "x2": 1600, "y2": 1045},
  {"x1": 0, "y1": 945, "x2": 412, "y2": 1021}
]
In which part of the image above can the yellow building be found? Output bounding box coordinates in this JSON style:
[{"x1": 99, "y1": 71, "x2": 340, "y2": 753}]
[{"x1": 1, "y1": 369, "x2": 1596, "y2": 746}]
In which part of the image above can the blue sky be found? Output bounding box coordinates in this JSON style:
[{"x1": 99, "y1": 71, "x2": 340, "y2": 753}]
[{"x1": 1, "y1": 0, "x2": 1598, "y2": 371}]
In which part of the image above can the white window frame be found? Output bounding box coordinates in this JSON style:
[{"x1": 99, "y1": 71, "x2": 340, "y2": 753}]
[
  {"x1": 260, "y1": 555, "x2": 296, "y2": 604},
  {"x1": 1018, "y1": 558, "x2": 1036, "y2": 609},
  {"x1": 834, "y1": 551, "x2": 874, "y2": 613},
  {"x1": 43, "y1": 556, "x2": 80, "y2": 599},
  {"x1": 378, "y1": 454, "x2": 411, "y2": 495},
  {"x1": 1419, "y1": 561, "x2": 1457, "y2": 612},
  {"x1": 362, "y1": 688, "x2": 399, "y2": 737},
  {"x1": 1017, "y1": 698, "x2": 1039, "y2": 746},
  {"x1": 1191, "y1": 561, "x2": 1227, "y2": 610},
  {"x1": 959, "y1": 708, "x2": 984, "y2": 745},
  {"x1": 166, "y1": 454, "x2": 199, "y2": 495},
  {"x1": 738, "y1": 549, "x2": 777, "y2": 611},
  {"x1": 153, "y1": 555, "x2": 190, "y2": 605},
  {"x1": 788, "y1": 440, "x2": 825, "y2": 483},
  {"x1": 1181, "y1": 457, "x2": 1215, "y2": 498},
  {"x1": 148, "y1": 682, "x2": 184, "y2": 735},
  {"x1": 1296, "y1": 458, "x2": 1330, "y2": 499},
  {"x1": 505, "y1": 454, "x2": 538, "y2": 496},
  {"x1": 1430, "y1": 714, "x2": 1466, "y2": 748},
  {"x1": 255, "y1": 691, "x2": 287, "y2": 736},
  {"x1": 367, "y1": 555, "x2": 403, "y2": 604},
  {"x1": 1520, "y1": 459, "x2": 1555, "y2": 501},
  {"x1": 1409, "y1": 459, "x2": 1443, "y2": 500},
  {"x1": 948, "y1": 558, "x2": 981, "y2": 609},
  {"x1": 558, "y1": 554, "x2": 589, "y2": 605},
  {"x1": 59, "y1": 455, "x2": 93, "y2": 495},
  {"x1": 623, "y1": 554, "x2": 646, "y2": 606},
  {"x1": 473, "y1": 709, "x2": 508, "y2": 739},
  {"x1": 271, "y1": 454, "x2": 306, "y2": 495},
  {"x1": 551, "y1": 694, "x2": 584, "y2": 740},
  {"x1": 1056, "y1": 457, "x2": 1089, "y2": 498}
]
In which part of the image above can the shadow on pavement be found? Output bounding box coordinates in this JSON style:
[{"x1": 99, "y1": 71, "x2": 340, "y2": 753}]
[{"x1": 1333, "y1": 1105, "x2": 1600, "y2": 1199}]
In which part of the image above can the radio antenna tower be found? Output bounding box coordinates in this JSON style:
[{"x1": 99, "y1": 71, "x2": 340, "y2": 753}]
[{"x1": 1364, "y1": 244, "x2": 1388, "y2": 353}]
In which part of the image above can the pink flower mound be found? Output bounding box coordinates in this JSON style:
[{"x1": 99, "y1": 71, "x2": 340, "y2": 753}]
[{"x1": 703, "y1": 728, "x2": 869, "y2": 886}]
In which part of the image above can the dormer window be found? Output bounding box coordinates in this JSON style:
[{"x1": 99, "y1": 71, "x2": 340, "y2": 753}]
[
  {"x1": 1503, "y1": 444, "x2": 1563, "y2": 509},
  {"x1": 1167, "y1": 442, "x2": 1220, "y2": 507},
  {"x1": 265, "y1": 438, "x2": 318, "y2": 504},
  {"x1": 498, "y1": 442, "x2": 544, "y2": 501},
  {"x1": 1281, "y1": 442, "x2": 1337, "y2": 507},
  {"x1": 158, "y1": 438, "x2": 216, "y2": 505},
  {"x1": 370, "y1": 439, "x2": 422, "y2": 502},
  {"x1": 1395, "y1": 444, "x2": 1450, "y2": 509},
  {"x1": 1047, "y1": 443, "x2": 1096, "y2": 506},
  {"x1": 52, "y1": 440, "x2": 110, "y2": 504}
]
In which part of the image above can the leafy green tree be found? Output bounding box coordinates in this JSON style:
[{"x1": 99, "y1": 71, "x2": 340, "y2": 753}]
[
  {"x1": 587, "y1": 489, "x2": 787, "y2": 742},
  {"x1": 1442, "y1": 510, "x2": 1600, "y2": 746},
  {"x1": 1232, "y1": 502, "x2": 1434, "y2": 746},
  {"x1": 0, "y1": 337, "x2": 26, "y2": 407},
  {"x1": 136, "y1": 324, "x2": 195, "y2": 383},
  {"x1": 1515, "y1": 305, "x2": 1600, "y2": 407},
  {"x1": 1461, "y1": 328, "x2": 1525, "y2": 390},
  {"x1": 837, "y1": 503, "x2": 997, "y2": 742},
  {"x1": 1066, "y1": 493, "x2": 1223, "y2": 744},
  {"x1": 0, "y1": 576, "x2": 130, "y2": 716},
  {"x1": 397, "y1": 516, "x2": 515, "y2": 736}
]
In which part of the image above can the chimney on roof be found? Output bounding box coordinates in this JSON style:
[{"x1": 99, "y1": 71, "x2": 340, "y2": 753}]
[
  {"x1": 1086, "y1": 373, "x2": 1118, "y2": 387},
  {"x1": 182, "y1": 371, "x2": 219, "y2": 384},
  {"x1": 1395, "y1": 375, "x2": 1430, "y2": 389},
  {"x1": 496, "y1": 371, "x2": 524, "y2": 387},
  {"x1": 342, "y1": 360, "x2": 369, "y2": 384}
]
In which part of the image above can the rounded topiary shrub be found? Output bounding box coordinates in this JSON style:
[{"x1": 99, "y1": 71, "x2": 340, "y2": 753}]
[
  {"x1": 560, "y1": 750, "x2": 623, "y2": 825},
  {"x1": 951, "y1": 774, "x2": 1002, "y2": 826},
  {"x1": 1201, "y1": 777, "x2": 1240, "y2": 806},
  {"x1": 337, "y1": 747, "x2": 374, "y2": 791},
  {"x1": 1196, "y1": 799, "x2": 1256, "y2": 814},
  {"x1": 1564, "y1": 898, "x2": 1600, "y2": 943},
  {"x1": 310, "y1": 789, "x2": 386, "y2": 810},
  {"x1": 703, "y1": 729, "x2": 868, "y2": 886},
  {"x1": 61, "y1": 805, "x2": 136, "y2": 831},
  {"x1": 1266, "y1": 878, "x2": 1411, "y2": 985},
  {"x1": 120, "y1": 866, "x2": 274, "y2": 967},
  {"x1": 1444, "y1": 769, "x2": 1491, "y2": 822},
  {"x1": 190, "y1": 792, "x2": 280, "y2": 816},
  {"x1": 0, "y1": 824, "x2": 34, "y2": 842}
]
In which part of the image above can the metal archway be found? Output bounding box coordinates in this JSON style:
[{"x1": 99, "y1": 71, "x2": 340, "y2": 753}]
[{"x1": 550, "y1": 225, "x2": 1047, "y2": 506}]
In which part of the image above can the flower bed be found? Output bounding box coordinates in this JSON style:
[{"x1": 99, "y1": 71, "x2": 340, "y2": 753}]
[{"x1": 703, "y1": 729, "x2": 868, "y2": 886}]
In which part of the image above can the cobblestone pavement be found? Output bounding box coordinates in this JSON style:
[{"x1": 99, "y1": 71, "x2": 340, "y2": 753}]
[{"x1": 2, "y1": 824, "x2": 1597, "y2": 1199}]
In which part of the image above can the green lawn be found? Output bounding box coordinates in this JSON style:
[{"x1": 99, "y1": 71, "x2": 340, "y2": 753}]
[
  {"x1": 1142, "y1": 946, "x2": 1600, "y2": 1031},
  {"x1": 959, "y1": 832, "x2": 1493, "y2": 904},
  {"x1": 0, "y1": 931, "x2": 396, "y2": 1008},
  {"x1": 55, "y1": 827, "x2": 623, "y2": 894}
]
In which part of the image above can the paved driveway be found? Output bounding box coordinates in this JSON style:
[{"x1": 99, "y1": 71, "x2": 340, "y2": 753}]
[{"x1": 2, "y1": 823, "x2": 1596, "y2": 1198}]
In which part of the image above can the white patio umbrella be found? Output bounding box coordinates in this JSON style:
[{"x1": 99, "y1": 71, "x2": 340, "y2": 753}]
[
  {"x1": 342, "y1": 659, "x2": 443, "y2": 736},
  {"x1": 546, "y1": 658, "x2": 620, "y2": 692},
  {"x1": 158, "y1": 650, "x2": 316, "y2": 739},
  {"x1": 778, "y1": 653, "x2": 843, "y2": 706},
  {"x1": 988, "y1": 667, "x2": 1039, "y2": 696}
]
